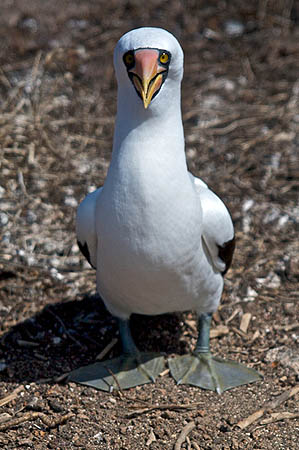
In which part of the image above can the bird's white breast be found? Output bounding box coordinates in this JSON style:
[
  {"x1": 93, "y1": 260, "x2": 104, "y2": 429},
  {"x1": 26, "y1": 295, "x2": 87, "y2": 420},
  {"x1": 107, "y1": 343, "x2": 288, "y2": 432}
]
[{"x1": 95, "y1": 134, "x2": 223, "y2": 319}]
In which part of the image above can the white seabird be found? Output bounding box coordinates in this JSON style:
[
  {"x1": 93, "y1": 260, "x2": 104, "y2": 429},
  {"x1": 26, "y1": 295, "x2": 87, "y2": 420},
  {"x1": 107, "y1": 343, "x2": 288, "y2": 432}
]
[{"x1": 69, "y1": 27, "x2": 261, "y2": 392}]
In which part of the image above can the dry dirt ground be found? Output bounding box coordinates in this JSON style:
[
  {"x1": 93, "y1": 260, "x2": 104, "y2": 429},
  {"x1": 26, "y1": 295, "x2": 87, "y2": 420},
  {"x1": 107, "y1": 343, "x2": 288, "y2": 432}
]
[{"x1": 0, "y1": 1, "x2": 298, "y2": 449}]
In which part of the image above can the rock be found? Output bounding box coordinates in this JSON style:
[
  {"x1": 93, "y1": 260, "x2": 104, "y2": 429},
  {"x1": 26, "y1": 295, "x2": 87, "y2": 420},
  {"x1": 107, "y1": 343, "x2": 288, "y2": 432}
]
[
  {"x1": 265, "y1": 347, "x2": 299, "y2": 374},
  {"x1": 224, "y1": 20, "x2": 245, "y2": 37},
  {"x1": 256, "y1": 272, "x2": 281, "y2": 289},
  {"x1": 244, "y1": 286, "x2": 258, "y2": 302},
  {"x1": 283, "y1": 303, "x2": 295, "y2": 316},
  {"x1": 0, "y1": 212, "x2": 8, "y2": 226},
  {"x1": 93, "y1": 431, "x2": 104, "y2": 442},
  {"x1": 242, "y1": 199, "x2": 254, "y2": 212},
  {"x1": 64, "y1": 196, "x2": 78, "y2": 207}
]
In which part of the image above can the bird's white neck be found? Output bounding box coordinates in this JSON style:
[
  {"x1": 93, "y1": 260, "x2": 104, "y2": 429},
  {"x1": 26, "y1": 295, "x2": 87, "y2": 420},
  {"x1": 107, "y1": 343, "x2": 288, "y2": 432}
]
[
  {"x1": 99, "y1": 79, "x2": 201, "y2": 266},
  {"x1": 110, "y1": 84, "x2": 187, "y2": 176}
]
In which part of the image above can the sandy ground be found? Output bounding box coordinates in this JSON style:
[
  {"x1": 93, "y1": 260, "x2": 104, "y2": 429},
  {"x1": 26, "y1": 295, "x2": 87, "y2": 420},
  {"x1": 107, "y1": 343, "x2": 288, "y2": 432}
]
[{"x1": 0, "y1": 1, "x2": 298, "y2": 448}]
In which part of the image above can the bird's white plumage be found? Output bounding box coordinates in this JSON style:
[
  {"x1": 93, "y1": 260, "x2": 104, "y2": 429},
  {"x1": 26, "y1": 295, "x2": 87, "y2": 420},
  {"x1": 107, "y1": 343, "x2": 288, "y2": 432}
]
[{"x1": 77, "y1": 27, "x2": 234, "y2": 320}]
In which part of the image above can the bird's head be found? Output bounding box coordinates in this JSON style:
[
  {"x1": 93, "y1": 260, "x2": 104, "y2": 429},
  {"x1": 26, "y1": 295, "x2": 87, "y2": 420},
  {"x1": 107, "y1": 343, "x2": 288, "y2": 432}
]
[{"x1": 114, "y1": 27, "x2": 184, "y2": 110}]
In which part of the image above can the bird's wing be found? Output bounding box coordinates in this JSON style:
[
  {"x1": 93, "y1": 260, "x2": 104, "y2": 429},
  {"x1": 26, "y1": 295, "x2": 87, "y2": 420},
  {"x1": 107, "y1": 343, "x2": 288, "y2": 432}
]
[
  {"x1": 76, "y1": 188, "x2": 102, "y2": 269},
  {"x1": 190, "y1": 174, "x2": 235, "y2": 275}
]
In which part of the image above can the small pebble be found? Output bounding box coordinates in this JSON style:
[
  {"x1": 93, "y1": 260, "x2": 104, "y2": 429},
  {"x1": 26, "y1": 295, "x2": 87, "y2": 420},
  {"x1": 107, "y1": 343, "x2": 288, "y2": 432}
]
[
  {"x1": 27, "y1": 396, "x2": 43, "y2": 411},
  {"x1": 93, "y1": 431, "x2": 104, "y2": 442},
  {"x1": 266, "y1": 347, "x2": 299, "y2": 374},
  {"x1": 27, "y1": 210, "x2": 37, "y2": 224},
  {"x1": 50, "y1": 257, "x2": 61, "y2": 268},
  {"x1": 0, "y1": 361, "x2": 7, "y2": 372},
  {"x1": 244, "y1": 286, "x2": 258, "y2": 302},
  {"x1": 224, "y1": 20, "x2": 245, "y2": 37},
  {"x1": 65, "y1": 196, "x2": 78, "y2": 207},
  {"x1": 48, "y1": 399, "x2": 65, "y2": 413},
  {"x1": 20, "y1": 17, "x2": 38, "y2": 33},
  {"x1": 0, "y1": 212, "x2": 8, "y2": 226},
  {"x1": 50, "y1": 268, "x2": 64, "y2": 280},
  {"x1": 2, "y1": 232, "x2": 11, "y2": 244},
  {"x1": 242, "y1": 199, "x2": 254, "y2": 212}
]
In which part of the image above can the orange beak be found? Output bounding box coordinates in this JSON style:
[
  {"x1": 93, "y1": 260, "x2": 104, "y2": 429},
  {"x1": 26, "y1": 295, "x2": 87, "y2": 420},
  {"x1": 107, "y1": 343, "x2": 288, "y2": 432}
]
[{"x1": 129, "y1": 49, "x2": 166, "y2": 109}]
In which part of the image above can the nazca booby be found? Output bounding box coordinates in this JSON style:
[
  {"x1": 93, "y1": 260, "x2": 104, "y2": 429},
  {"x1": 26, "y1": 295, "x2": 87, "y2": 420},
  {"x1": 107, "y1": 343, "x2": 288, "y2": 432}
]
[{"x1": 69, "y1": 27, "x2": 261, "y2": 392}]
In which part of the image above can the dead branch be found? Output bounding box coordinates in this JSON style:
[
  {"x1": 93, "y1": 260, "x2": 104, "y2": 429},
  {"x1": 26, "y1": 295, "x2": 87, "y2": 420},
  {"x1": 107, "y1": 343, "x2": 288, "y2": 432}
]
[
  {"x1": 240, "y1": 313, "x2": 252, "y2": 334},
  {"x1": 0, "y1": 386, "x2": 24, "y2": 408},
  {"x1": 236, "y1": 385, "x2": 299, "y2": 429},
  {"x1": 0, "y1": 411, "x2": 73, "y2": 431},
  {"x1": 174, "y1": 422, "x2": 196, "y2": 450},
  {"x1": 96, "y1": 338, "x2": 118, "y2": 360},
  {"x1": 261, "y1": 412, "x2": 299, "y2": 425},
  {"x1": 124, "y1": 402, "x2": 202, "y2": 419}
]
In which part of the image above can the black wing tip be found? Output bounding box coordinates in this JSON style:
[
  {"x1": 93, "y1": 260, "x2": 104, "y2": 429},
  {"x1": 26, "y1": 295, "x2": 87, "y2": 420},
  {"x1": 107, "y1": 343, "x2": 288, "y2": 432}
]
[
  {"x1": 218, "y1": 236, "x2": 235, "y2": 276},
  {"x1": 77, "y1": 240, "x2": 96, "y2": 269}
]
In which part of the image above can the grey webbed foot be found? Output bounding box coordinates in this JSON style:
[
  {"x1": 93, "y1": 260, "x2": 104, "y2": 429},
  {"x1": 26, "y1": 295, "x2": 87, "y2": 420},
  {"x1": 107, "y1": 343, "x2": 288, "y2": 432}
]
[
  {"x1": 68, "y1": 318, "x2": 165, "y2": 391},
  {"x1": 168, "y1": 352, "x2": 261, "y2": 393},
  {"x1": 168, "y1": 313, "x2": 262, "y2": 393},
  {"x1": 68, "y1": 352, "x2": 164, "y2": 391}
]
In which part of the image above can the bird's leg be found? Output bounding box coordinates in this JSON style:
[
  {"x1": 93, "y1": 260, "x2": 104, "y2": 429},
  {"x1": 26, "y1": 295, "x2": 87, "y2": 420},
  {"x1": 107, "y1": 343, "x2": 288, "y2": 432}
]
[
  {"x1": 195, "y1": 312, "x2": 212, "y2": 353},
  {"x1": 168, "y1": 312, "x2": 262, "y2": 393},
  {"x1": 68, "y1": 318, "x2": 165, "y2": 392},
  {"x1": 118, "y1": 318, "x2": 139, "y2": 354}
]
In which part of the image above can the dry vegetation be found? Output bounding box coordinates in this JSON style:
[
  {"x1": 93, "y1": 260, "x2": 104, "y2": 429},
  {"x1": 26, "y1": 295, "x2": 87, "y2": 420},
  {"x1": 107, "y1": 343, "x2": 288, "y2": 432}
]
[{"x1": 0, "y1": 0, "x2": 298, "y2": 448}]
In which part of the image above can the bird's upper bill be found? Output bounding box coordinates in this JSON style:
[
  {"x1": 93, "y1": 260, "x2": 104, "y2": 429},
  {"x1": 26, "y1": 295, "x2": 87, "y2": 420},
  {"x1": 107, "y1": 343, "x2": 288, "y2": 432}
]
[{"x1": 124, "y1": 48, "x2": 170, "y2": 109}]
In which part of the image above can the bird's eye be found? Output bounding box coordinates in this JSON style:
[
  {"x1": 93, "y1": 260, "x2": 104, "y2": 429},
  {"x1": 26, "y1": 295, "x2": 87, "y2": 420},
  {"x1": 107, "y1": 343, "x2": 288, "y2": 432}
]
[
  {"x1": 159, "y1": 52, "x2": 169, "y2": 64},
  {"x1": 123, "y1": 52, "x2": 135, "y2": 68}
]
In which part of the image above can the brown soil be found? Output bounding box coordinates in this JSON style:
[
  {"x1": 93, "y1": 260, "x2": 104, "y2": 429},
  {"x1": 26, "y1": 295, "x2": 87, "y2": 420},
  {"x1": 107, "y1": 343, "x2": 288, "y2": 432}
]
[{"x1": 0, "y1": 1, "x2": 298, "y2": 449}]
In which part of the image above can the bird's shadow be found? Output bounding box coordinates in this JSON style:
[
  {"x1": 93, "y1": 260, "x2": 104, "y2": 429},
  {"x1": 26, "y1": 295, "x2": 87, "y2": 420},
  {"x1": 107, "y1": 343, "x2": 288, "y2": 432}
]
[{"x1": 0, "y1": 294, "x2": 190, "y2": 385}]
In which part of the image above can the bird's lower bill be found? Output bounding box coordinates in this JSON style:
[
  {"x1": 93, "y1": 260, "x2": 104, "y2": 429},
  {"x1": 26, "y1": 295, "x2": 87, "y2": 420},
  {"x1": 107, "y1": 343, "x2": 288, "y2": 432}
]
[{"x1": 132, "y1": 73, "x2": 163, "y2": 109}]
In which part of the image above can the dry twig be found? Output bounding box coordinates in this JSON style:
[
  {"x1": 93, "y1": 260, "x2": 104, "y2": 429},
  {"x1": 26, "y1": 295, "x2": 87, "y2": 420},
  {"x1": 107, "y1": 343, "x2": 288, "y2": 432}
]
[
  {"x1": 125, "y1": 402, "x2": 202, "y2": 418},
  {"x1": 96, "y1": 338, "x2": 118, "y2": 360},
  {"x1": 274, "y1": 323, "x2": 299, "y2": 332},
  {"x1": 236, "y1": 385, "x2": 299, "y2": 429},
  {"x1": 146, "y1": 429, "x2": 156, "y2": 446},
  {"x1": 260, "y1": 412, "x2": 299, "y2": 425},
  {"x1": 231, "y1": 326, "x2": 248, "y2": 340},
  {"x1": 174, "y1": 422, "x2": 196, "y2": 450},
  {"x1": 0, "y1": 411, "x2": 73, "y2": 431},
  {"x1": 0, "y1": 386, "x2": 24, "y2": 408},
  {"x1": 240, "y1": 313, "x2": 252, "y2": 334},
  {"x1": 210, "y1": 325, "x2": 229, "y2": 338}
]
